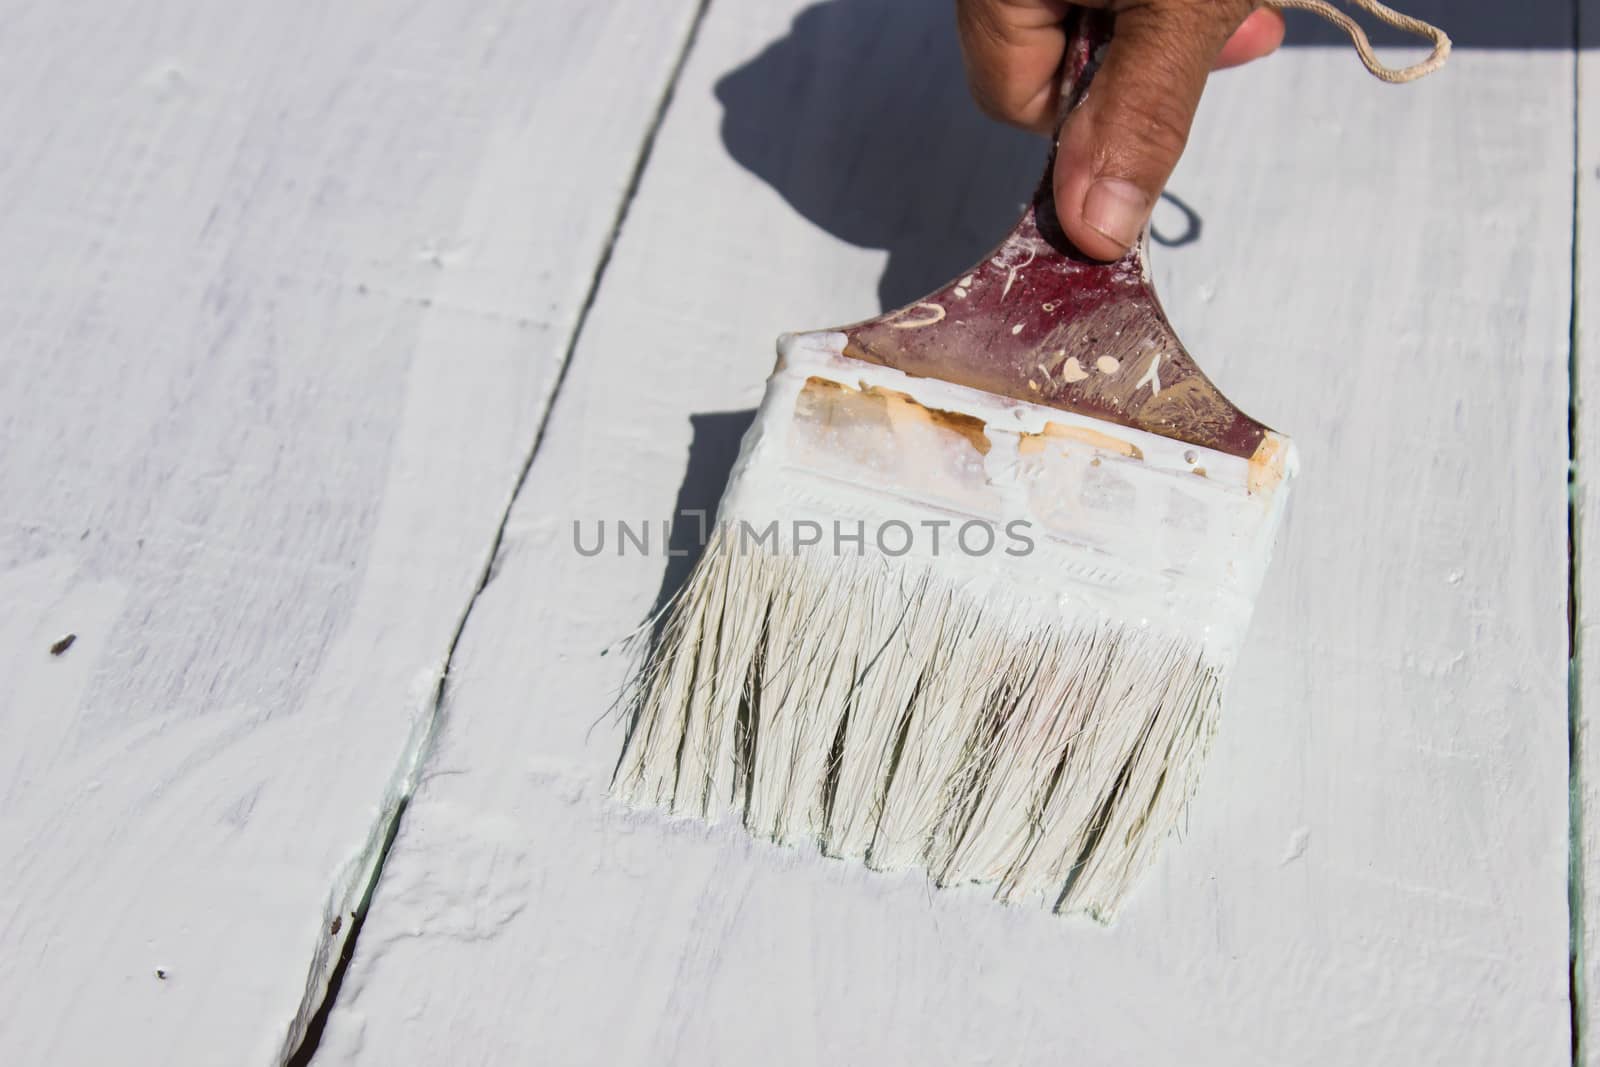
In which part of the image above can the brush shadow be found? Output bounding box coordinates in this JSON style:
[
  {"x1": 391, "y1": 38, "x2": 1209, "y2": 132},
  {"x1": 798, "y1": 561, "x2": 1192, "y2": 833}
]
[
  {"x1": 1150, "y1": 191, "x2": 1202, "y2": 249},
  {"x1": 712, "y1": 0, "x2": 1568, "y2": 314},
  {"x1": 714, "y1": 0, "x2": 1043, "y2": 312},
  {"x1": 650, "y1": 409, "x2": 758, "y2": 616}
]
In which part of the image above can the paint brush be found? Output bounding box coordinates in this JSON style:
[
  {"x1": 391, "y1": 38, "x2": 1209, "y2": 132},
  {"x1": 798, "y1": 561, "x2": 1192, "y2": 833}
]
[{"x1": 614, "y1": 5, "x2": 1445, "y2": 919}]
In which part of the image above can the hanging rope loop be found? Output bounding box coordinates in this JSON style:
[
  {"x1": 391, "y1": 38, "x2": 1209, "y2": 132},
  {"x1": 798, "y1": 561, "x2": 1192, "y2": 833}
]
[{"x1": 1268, "y1": 0, "x2": 1451, "y2": 83}]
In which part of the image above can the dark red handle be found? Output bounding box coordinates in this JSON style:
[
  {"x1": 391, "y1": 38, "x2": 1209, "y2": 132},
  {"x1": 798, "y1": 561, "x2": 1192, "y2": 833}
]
[
  {"x1": 1056, "y1": 7, "x2": 1113, "y2": 130},
  {"x1": 830, "y1": 4, "x2": 1274, "y2": 459}
]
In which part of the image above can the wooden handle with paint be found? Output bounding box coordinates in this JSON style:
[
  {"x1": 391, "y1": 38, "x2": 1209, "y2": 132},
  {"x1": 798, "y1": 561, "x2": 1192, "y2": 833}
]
[{"x1": 834, "y1": 8, "x2": 1271, "y2": 460}]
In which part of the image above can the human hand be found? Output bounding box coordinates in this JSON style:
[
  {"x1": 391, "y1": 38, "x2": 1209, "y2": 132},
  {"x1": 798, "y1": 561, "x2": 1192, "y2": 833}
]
[{"x1": 956, "y1": 0, "x2": 1285, "y2": 260}]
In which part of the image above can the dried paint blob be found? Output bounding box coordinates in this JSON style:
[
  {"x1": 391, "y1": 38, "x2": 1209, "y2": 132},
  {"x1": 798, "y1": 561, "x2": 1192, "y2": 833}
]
[
  {"x1": 888, "y1": 303, "x2": 946, "y2": 329},
  {"x1": 1061, "y1": 357, "x2": 1089, "y2": 383},
  {"x1": 1096, "y1": 356, "x2": 1120, "y2": 374}
]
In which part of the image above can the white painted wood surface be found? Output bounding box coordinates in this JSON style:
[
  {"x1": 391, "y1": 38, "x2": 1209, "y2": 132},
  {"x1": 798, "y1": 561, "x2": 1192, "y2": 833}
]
[
  {"x1": 316, "y1": 2, "x2": 1575, "y2": 1064},
  {"x1": 1578, "y1": 2, "x2": 1599, "y2": 1062},
  {"x1": 0, "y1": 1, "x2": 701, "y2": 1062}
]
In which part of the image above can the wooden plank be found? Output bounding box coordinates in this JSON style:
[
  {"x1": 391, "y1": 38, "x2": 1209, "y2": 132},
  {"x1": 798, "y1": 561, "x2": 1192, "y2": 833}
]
[
  {"x1": 1578, "y1": 1, "x2": 1599, "y2": 1061},
  {"x1": 320, "y1": 3, "x2": 1575, "y2": 1063},
  {"x1": 0, "y1": 1, "x2": 701, "y2": 1062}
]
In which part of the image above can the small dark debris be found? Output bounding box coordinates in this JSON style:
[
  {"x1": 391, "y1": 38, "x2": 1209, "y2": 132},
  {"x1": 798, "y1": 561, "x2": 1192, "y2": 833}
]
[
  {"x1": 155, "y1": 969, "x2": 167, "y2": 980},
  {"x1": 50, "y1": 634, "x2": 76, "y2": 656},
  {"x1": 79, "y1": 529, "x2": 90, "y2": 540},
  {"x1": 329, "y1": 915, "x2": 342, "y2": 936}
]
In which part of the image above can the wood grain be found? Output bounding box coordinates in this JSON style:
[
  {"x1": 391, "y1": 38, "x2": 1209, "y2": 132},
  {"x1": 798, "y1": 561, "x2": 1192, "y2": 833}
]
[
  {"x1": 0, "y1": 1, "x2": 701, "y2": 1062},
  {"x1": 329, "y1": 4, "x2": 1570, "y2": 1065}
]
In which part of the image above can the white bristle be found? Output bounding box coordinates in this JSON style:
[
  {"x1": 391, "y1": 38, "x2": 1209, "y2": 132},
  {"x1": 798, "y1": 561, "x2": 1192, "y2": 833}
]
[{"x1": 614, "y1": 529, "x2": 1232, "y2": 919}]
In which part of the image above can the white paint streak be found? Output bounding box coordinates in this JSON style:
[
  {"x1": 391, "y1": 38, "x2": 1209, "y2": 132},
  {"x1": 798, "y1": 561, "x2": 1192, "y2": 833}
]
[{"x1": 1137, "y1": 350, "x2": 1163, "y2": 396}]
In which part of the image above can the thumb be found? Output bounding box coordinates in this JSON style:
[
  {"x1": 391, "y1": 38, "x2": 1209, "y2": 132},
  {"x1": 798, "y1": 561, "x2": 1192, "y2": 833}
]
[{"x1": 1054, "y1": 0, "x2": 1254, "y2": 260}]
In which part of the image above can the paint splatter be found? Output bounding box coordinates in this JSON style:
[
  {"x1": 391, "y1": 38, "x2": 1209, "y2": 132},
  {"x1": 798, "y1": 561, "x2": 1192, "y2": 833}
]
[
  {"x1": 1001, "y1": 249, "x2": 1035, "y2": 300},
  {"x1": 1137, "y1": 351, "x2": 1163, "y2": 396},
  {"x1": 888, "y1": 303, "x2": 946, "y2": 329},
  {"x1": 1061, "y1": 358, "x2": 1089, "y2": 383},
  {"x1": 1279, "y1": 827, "x2": 1310, "y2": 865},
  {"x1": 1096, "y1": 356, "x2": 1120, "y2": 374}
]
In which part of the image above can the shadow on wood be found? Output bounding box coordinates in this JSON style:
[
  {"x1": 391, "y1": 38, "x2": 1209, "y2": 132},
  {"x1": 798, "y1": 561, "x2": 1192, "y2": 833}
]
[
  {"x1": 713, "y1": 0, "x2": 1042, "y2": 312},
  {"x1": 1280, "y1": 0, "x2": 1570, "y2": 49},
  {"x1": 650, "y1": 409, "x2": 758, "y2": 617},
  {"x1": 710, "y1": 0, "x2": 1569, "y2": 319}
]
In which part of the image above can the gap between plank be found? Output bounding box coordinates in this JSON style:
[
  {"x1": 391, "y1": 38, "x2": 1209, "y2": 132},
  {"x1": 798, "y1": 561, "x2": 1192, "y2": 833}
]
[
  {"x1": 1571, "y1": 0, "x2": 1587, "y2": 1062},
  {"x1": 280, "y1": 1, "x2": 717, "y2": 1061}
]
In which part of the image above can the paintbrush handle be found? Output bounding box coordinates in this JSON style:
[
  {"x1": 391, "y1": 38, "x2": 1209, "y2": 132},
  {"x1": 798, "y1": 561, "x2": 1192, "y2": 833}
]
[
  {"x1": 1055, "y1": 7, "x2": 1113, "y2": 131},
  {"x1": 826, "y1": 4, "x2": 1275, "y2": 461},
  {"x1": 1037, "y1": 7, "x2": 1139, "y2": 268}
]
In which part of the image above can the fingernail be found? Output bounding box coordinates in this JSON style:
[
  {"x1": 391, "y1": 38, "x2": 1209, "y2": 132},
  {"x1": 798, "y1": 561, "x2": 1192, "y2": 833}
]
[{"x1": 1083, "y1": 179, "x2": 1149, "y2": 250}]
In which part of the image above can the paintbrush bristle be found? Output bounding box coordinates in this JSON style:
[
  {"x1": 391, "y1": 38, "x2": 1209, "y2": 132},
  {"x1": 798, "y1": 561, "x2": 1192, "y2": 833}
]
[
  {"x1": 615, "y1": 534, "x2": 1226, "y2": 918},
  {"x1": 613, "y1": 331, "x2": 1295, "y2": 920}
]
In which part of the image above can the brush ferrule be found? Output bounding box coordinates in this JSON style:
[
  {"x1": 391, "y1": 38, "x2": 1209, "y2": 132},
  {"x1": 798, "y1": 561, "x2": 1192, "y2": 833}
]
[{"x1": 719, "y1": 331, "x2": 1298, "y2": 656}]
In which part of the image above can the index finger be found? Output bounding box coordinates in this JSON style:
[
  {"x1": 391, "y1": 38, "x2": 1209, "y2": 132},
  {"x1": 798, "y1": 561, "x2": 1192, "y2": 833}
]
[{"x1": 956, "y1": 0, "x2": 1075, "y2": 134}]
